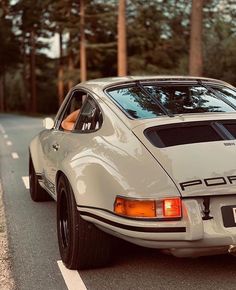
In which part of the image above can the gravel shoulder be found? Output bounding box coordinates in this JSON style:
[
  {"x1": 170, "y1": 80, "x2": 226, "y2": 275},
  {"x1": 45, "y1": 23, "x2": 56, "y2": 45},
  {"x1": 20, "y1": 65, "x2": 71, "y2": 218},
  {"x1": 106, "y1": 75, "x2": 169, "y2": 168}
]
[{"x1": 0, "y1": 181, "x2": 15, "y2": 290}]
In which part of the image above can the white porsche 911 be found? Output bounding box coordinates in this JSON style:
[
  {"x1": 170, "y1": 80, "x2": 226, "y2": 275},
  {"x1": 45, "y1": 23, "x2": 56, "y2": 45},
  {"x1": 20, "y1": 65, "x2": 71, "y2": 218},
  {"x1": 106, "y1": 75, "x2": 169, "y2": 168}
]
[{"x1": 29, "y1": 76, "x2": 236, "y2": 269}]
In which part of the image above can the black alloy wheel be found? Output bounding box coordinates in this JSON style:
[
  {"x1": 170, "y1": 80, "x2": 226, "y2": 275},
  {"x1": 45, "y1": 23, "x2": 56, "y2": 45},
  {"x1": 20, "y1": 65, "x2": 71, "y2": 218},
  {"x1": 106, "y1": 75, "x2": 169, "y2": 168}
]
[{"x1": 57, "y1": 175, "x2": 112, "y2": 270}]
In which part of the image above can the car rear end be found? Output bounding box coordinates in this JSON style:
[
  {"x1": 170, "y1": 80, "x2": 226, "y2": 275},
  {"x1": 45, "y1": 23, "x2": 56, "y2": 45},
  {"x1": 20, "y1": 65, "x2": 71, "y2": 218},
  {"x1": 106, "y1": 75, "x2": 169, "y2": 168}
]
[
  {"x1": 131, "y1": 115, "x2": 236, "y2": 257},
  {"x1": 103, "y1": 77, "x2": 236, "y2": 257}
]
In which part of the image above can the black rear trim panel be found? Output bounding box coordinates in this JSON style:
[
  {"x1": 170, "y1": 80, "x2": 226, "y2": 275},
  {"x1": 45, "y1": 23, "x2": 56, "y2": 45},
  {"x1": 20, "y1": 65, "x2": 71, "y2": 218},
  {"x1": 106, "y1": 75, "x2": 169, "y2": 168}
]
[
  {"x1": 145, "y1": 119, "x2": 236, "y2": 148},
  {"x1": 79, "y1": 210, "x2": 186, "y2": 233}
]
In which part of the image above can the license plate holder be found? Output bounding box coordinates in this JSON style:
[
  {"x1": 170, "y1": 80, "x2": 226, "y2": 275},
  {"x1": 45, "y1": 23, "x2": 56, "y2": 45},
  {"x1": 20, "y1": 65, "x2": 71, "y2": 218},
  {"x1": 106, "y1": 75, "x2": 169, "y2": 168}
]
[{"x1": 221, "y1": 205, "x2": 236, "y2": 228}]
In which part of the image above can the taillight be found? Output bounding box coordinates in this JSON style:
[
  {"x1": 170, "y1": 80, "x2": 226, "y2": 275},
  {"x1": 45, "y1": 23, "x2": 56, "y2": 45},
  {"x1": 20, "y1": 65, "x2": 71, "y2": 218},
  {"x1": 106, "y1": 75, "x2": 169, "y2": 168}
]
[
  {"x1": 114, "y1": 197, "x2": 156, "y2": 218},
  {"x1": 162, "y1": 198, "x2": 182, "y2": 218},
  {"x1": 114, "y1": 196, "x2": 182, "y2": 219}
]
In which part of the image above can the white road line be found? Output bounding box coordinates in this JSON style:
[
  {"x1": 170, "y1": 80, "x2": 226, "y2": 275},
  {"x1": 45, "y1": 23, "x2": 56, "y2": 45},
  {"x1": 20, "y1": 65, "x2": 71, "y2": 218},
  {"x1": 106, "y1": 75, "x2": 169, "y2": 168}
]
[
  {"x1": 11, "y1": 152, "x2": 19, "y2": 159},
  {"x1": 57, "y1": 261, "x2": 87, "y2": 290},
  {"x1": 0, "y1": 124, "x2": 5, "y2": 134},
  {"x1": 3, "y1": 134, "x2": 8, "y2": 139},
  {"x1": 6, "y1": 140, "x2": 12, "y2": 146},
  {"x1": 22, "y1": 176, "x2": 29, "y2": 189}
]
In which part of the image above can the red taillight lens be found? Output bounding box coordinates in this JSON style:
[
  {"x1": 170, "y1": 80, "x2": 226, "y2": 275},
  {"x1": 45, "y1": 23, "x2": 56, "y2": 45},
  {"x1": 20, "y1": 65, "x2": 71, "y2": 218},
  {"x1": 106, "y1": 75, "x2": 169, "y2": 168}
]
[{"x1": 163, "y1": 198, "x2": 182, "y2": 218}]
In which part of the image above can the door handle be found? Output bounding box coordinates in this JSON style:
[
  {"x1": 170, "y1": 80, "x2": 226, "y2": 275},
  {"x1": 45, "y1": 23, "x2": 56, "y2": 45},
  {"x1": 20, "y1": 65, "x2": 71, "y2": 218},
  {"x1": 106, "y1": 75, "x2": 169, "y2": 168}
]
[{"x1": 52, "y1": 143, "x2": 60, "y2": 151}]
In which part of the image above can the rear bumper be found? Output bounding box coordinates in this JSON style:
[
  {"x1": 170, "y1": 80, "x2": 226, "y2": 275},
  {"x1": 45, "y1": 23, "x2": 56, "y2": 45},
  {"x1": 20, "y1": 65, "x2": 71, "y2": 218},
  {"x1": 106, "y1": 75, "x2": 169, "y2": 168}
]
[{"x1": 78, "y1": 195, "x2": 236, "y2": 257}]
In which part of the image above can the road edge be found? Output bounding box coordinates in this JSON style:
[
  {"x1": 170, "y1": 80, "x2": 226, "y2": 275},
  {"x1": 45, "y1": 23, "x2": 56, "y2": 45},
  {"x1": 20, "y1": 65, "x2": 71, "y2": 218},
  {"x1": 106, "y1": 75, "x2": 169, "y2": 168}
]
[{"x1": 0, "y1": 180, "x2": 15, "y2": 290}]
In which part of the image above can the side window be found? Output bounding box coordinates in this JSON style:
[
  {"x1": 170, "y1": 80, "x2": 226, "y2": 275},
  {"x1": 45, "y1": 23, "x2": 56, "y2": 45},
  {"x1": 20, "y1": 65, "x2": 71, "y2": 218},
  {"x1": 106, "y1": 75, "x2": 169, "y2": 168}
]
[
  {"x1": 60, "y1": 90, "x2": 86, "y2": 131},
  {"x1": 74, "y1": 96, "x2": 103, "y2": 132}
]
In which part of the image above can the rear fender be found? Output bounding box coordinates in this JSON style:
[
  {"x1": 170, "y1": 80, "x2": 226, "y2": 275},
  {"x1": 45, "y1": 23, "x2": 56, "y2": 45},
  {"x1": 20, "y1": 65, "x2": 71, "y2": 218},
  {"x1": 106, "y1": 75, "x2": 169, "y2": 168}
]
[
  {"x1": 29, "y1": 136, "x2": 44, "y2": 174},
  {"x1": 60, "y1": 153, "x2": 180, "y2": 213}
]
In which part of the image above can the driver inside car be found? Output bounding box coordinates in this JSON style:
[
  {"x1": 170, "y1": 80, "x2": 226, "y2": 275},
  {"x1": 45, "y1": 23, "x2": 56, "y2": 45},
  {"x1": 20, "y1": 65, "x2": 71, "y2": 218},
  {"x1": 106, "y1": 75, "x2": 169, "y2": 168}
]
[{"x1": 61, "y1": 109, "x2": 80, "y2": 131}]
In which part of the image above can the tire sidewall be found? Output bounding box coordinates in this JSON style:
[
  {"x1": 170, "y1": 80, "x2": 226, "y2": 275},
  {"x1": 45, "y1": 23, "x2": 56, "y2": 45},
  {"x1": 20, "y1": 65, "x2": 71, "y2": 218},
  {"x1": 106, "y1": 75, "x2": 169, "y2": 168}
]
[
  {"x1": 57, "y1": 176, "x2": 79, "y2": 268},
  {"x1": 29, "y1": 155, "x2": 37, "y2": 201}
]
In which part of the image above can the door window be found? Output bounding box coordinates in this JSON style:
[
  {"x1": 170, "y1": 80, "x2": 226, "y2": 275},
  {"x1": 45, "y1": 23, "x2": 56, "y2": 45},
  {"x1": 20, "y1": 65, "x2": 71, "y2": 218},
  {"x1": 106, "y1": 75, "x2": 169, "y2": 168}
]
[
  {"x1": 59, "y1": 90, "x2": 86, "y2": 131},
  {"x1": 75, "y1": 96, "x2": 103, "y2": 132}
]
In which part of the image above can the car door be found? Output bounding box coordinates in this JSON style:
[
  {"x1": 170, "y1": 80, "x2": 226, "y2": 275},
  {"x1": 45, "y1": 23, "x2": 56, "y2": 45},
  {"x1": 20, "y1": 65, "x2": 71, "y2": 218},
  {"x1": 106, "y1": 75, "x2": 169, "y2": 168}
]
[
  {"x1": 55, "y1": 94, "x2": 103, "y2": 188},
  {"x1": 40, "y1": 89, "x2": 86, "y2": 195}
]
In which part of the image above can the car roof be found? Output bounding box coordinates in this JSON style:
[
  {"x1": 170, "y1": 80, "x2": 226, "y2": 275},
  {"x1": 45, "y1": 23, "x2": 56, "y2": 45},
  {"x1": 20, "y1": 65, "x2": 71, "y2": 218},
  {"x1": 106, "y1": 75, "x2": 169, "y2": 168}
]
[
  {"x1": 75, "y1": 75, "x2": 232, "y2": 92},
  {"x1": 71, "y1": 76, "x2": 235, "y2": 130}
]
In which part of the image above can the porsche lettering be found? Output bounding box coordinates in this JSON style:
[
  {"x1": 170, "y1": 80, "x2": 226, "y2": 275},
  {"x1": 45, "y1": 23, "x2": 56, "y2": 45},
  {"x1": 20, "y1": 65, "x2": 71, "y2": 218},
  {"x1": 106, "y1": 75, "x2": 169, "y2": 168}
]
[{"x1": 180, "y1": 176, "x2": 236, "y2": 191}]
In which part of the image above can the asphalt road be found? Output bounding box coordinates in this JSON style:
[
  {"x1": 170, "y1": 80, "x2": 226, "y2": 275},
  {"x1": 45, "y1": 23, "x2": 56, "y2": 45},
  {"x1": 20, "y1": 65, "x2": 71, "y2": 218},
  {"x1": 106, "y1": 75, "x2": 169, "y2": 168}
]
[{"x1": 1, "y1": 113, "x2": 236, "y2": 290}]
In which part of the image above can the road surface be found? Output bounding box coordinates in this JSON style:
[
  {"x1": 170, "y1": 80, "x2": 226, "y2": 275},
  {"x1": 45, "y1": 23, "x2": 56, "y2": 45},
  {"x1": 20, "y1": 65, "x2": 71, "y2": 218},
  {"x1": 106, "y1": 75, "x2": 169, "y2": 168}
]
[{"x1": 1, "y1": 113, "x2": 236, "y2": 290}]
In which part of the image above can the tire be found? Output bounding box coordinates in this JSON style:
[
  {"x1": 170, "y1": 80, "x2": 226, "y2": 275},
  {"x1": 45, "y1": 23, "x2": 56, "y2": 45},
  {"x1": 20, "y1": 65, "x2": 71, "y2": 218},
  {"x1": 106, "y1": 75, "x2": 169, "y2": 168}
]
[
  {"x1": 29, "y1": 154, "x2": 51, "y2": 202},
  {"x1": 57, "y1": 175, "x2": 112, "y2": 270}
]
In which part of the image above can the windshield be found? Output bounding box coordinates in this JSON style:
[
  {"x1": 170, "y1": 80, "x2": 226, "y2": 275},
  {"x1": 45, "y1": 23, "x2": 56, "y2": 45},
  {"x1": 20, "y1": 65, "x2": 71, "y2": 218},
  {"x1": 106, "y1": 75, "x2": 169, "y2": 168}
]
[{"x1": 107, "y1": 83, "x2": 236, "y2": 119}]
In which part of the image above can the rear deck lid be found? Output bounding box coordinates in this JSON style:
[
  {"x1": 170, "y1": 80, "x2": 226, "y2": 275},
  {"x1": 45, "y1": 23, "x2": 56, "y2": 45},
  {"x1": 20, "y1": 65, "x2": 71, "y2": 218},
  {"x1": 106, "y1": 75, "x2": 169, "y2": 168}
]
[{"x1": 133, "y1": 115, "x2": 236, "y2": 197}]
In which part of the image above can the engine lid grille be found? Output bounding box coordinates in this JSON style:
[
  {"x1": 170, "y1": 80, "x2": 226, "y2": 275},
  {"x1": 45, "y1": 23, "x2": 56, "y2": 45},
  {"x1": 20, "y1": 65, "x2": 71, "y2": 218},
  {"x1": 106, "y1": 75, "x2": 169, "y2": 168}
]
[{"x1": 144, "y1": 120, "x2": 236, "y2": 148}]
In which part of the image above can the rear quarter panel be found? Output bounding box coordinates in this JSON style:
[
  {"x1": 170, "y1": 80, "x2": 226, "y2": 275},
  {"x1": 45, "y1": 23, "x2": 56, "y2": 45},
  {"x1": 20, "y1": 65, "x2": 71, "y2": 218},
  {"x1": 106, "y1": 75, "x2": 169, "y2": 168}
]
[{"x1": 58, "y1": 98, "x2": 181, "y2": 212}]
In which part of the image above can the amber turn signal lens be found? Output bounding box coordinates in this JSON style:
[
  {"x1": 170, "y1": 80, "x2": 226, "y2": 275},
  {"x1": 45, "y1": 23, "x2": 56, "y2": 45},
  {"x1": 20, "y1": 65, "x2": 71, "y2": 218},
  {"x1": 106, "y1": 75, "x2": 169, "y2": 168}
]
[
  {"x1": 163, "y1": 198, "x2": 181, "y2": 218},
  {"x1": 114, "y1": 197, "x2": 156, "y2": 218}
]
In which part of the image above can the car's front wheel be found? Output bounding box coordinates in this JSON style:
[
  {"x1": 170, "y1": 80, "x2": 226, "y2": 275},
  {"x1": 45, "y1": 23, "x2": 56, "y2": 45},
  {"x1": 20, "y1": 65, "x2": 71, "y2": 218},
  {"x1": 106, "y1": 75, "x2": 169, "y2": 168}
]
[
  {"x1": 57, "y1": 175, "x2": 112, "y2": 269},
  {"x1": 29, "y1": 154, "x2": 51, "y2": 202}
]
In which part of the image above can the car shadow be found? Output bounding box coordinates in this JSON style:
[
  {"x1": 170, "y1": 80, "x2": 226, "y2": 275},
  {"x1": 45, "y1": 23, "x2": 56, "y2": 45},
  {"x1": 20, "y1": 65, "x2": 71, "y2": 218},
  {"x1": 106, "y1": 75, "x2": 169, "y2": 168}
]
[
  {"x1": 114, "y1": 238, "x2": 235, "y2": 268},
  {"x1": 80, "y1": 239, "x2": 236, "y2": 290}
]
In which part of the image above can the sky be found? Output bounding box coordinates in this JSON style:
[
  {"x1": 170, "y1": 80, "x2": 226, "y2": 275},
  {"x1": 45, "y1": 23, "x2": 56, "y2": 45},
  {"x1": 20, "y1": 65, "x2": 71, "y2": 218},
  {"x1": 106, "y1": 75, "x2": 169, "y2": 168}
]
[{"x1": 40, "y1": 34, "x2": 60, "y2": 59}]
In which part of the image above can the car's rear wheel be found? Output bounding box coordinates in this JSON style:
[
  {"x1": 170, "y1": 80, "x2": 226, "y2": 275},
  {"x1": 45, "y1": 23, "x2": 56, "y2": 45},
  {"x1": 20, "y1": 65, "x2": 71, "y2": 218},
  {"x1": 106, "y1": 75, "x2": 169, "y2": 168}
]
[
  {"x1": 29, "y1": 154, "x2": 51, "y2": 202},
  {"x1": 57, "y1": 175, "x2": 112, "y2": 270}
]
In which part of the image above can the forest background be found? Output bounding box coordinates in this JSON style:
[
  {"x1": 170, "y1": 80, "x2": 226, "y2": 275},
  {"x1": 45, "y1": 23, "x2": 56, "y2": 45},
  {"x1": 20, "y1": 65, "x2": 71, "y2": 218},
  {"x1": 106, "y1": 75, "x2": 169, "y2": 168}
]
[{"x1": 0, "y1": 0, "x2": 235, "y2": 114}]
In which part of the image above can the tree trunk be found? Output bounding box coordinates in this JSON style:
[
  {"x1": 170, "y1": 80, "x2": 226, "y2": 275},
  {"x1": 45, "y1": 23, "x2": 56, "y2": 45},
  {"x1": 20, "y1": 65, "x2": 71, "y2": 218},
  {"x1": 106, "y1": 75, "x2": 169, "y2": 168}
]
[
  {"x1": 189, "y1": 0, "x2": 203, "y2": 76},
  {"x1": 117, "y1": 0, "x2": 127, "y2": 76},
  {"x1": 22, "y1": 32, "x2": 29, "y2": 112},
  {"x1": 58, "y1": 31, "x2": 64, "y2": 105},
  {"x1": 80, "y1": 0, "x2": 87, "y2": 82},
  {"x1": 68, "y1": 49, "x2": 74, "y2": 90},
  {"x1": 1, "y1": 0, "x2": 9, "y2": 16},
  {"x1": 30, "y1": 29, "x2": 37, "y2": 113},
  {"x1": 0, "y1": 74, "x2": 4, "y2": 112},
  {"x1": 0, "y1": 1, "x2": 8, "y2": 112}
]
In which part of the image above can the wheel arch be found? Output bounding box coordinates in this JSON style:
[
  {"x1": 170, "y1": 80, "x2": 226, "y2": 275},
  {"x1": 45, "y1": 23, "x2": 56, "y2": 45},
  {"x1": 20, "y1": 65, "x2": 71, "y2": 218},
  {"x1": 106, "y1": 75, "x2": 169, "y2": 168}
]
[
  {"x1": 29, "y1": 136, "x2": 43, "y2": 174},
  {"x1": 55, "y1": 161, "x2": 122, "y2": 211}
]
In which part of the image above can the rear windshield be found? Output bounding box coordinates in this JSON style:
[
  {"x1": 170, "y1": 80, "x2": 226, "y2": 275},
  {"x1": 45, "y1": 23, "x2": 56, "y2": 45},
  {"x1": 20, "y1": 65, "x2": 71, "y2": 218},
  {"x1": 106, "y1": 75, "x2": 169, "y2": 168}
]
[
  {"x1": 211, "y1": 86, "x2": 236, "y2": 107},
  {"x1": 107, "y1": 86, "x2": 165, "y2": 119},
  {"x1": 107, "y1": 84, "x2": 236, "y2": 119}
]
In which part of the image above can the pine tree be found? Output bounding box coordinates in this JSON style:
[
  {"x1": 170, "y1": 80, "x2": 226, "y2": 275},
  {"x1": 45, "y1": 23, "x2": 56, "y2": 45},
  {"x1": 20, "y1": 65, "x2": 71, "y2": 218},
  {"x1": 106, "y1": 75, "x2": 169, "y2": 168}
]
[
  {"x1": 189, "y1": 0, "x2": 203, "y2": 76},
  {"x1": 0, "y1": 0, "x2": 20, "y2": 111},
  {"x1": 80, "y1": 0, "x2": 87, "y2": 82},
  {"x1": 117, "y1": 0, "x2": 127, "y2": 76}
]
